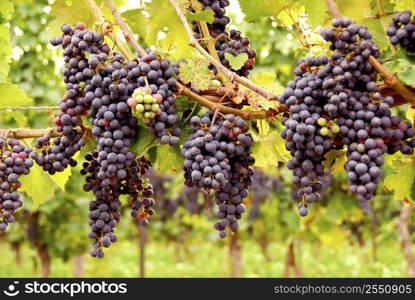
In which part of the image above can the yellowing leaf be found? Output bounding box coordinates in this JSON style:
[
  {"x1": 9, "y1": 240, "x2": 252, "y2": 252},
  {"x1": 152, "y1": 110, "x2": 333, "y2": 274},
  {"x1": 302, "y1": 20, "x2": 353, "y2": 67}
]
[
  {"x1": 154, "y1": 144, "x2": 184, "y2": 174},
  {"x1": 0, "y1": 83, "x2": 33, "y2": 108},
  {"x1": 406, "y1": 107, "x2": 415, "y2": 125},
  {"x1": 122, "y1": 9, "x2": 150, "y2": 41},
  {"x1": 0, "y1": 0, "x2": 14, "y2": 22},
  {"x1": 317, "y1": 227, "x2": 347, "y2": 249},
  {"x1": 186, "y1": 9, "x2": 215, "y2": 23},
  {"x1": 251, "y1": 131, "x2": 291, "y2": 168},
  {"x1": 239, "y1": 0, "x2": 293, "y2": 22},
  {"x1": 225, "y1": 52, "x2": 248, "y2": 71},
  {"x1": 145, "y1": 0, "x2": 193, "y2": 60},
  {"x1": 49, "y1": 0, "x2": 95, "y2": 39},
  {"x1": 50, "y1": 152, "x2": 80, "y2": 190},
  {"x1": 254, "y1": 72, "x2": 276, "y2": 86},
  {"x1": 20, "y1": 165, "x2": 55, "y2": 210},
  {"x1": 179, "y1": 55, "x2": 214, "y2": 90},
  {"x1": 324, "y1": 149, "x2": 347, "y2": 174},
  {"x1": 384, "y1": 159, "x2": 415, "y2": 205},
  {"x1": 299, "y1": 0, "x2": 330, "y2": 28}
]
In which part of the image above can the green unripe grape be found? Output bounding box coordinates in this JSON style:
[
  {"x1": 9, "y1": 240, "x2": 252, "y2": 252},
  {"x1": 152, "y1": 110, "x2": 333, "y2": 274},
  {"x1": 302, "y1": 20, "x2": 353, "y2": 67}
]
[
  {"x1": 136, "y1": 104, "x2": 145, "y2": 113},
  {"x1": 317, "y1": 118, "x2": 327, "y2": 127},
  {"x1": 357, "y1": 144, "x2": 365, "y2": 153},
  {"x1": 144, "y1": 95, "x2": 154, "y2": 104},
  {"x1": 144, "y1": 104, "x2": 151, "y2": 110},
  {"x1": 331, "y1": 124, "x2": 340, "y2": 133},
  {"x1": 144, "y1": 112, "x2": 152, "y2": 119},
  {"x1": 320, "y1": 127, "x2": 329, "y2": 136},
  {"x1": 136, "y1": 95, "x2": 144, "y2": 103},
  {"x1": 79, "y1": 81, "x2": 86, "y2": 89},
  {"x1": 148, "y1": 112, "x2": 156, "y2": 119},
  {"x1": 151, "y1": 104, "x2": 160, "y2": 112}
]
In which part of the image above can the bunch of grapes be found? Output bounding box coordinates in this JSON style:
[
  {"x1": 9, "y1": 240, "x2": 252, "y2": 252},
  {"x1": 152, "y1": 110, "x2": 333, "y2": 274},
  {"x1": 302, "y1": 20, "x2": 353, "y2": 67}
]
[
  {"x1": 182, "y1": 112, "x2": 254, "y2": 237},
  {"x1": 190, "y1": 0, "x2": 231, "y2": 39},
  {"x1": 387, "y1": 10, "x2": 415, "y2": 52},
  {"x1": 280, "y1": 17, "x2": 415, "y2": 216},
  {"x1": 189, "y1": 1, "x2": 256, "y2": 77},
  {"x1": 128, "y1": 87, "x2": 161, "y2": 123},
  {"x1": 0, "y1": 137, "x2": 34, "y2": 231},
  {"x1": 34, "y1": 23, "x2": 110, "y2": 174},
  {"x1": 131, "y1": 52, "x2": 181, "y2": 146},
  {"x1": 213, "y1": 29, "x2": 256, "y2": 77}
]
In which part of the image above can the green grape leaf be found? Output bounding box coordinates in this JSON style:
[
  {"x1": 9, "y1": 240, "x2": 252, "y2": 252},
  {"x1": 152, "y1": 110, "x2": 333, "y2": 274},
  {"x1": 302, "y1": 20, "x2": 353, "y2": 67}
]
[
  {"x1": 299, "y1": 0, "x2": 330, "y2": 28},
  {"x1": 145, "y1": 0, "x2": 192, "y2": 60},
  {"x1": 253, "y1": 72, "x2": 276, "y2": 85},
  {"x1": 398, "y1": 66, "x2": 415, "y2": 87},
  {"x1": 384, "y1": 159, "x2": 415, "y2": 205},
  {"x1": 225, "y1": 52, "x2": 248, "y2": 71},
  {"x1": 178, "y1": 56, "x2": 213, "y2": 90},
  {"x1": 0, "y1": 25, "x2": 12, "y2": 82},
  {"x1": 250, "y1": 130, "x2": 290, "y2": 168},
  {"x1": 154, "y1": 144, "x2": 184, "y2": 174},
  {"x1": 0, "y1": 111, "x2": 28, "y2": 127},
  {"x1": 50, "y1": 152, "x2": 80, "y2": 190},
  {"x1": 384, "y1": 58, "x2": 415, "y2": 88},
  {"x1": 0, "y1": 0, "x2": 13, "y2": 23},
  {"x1": 0, "y1": 83, "x2": 33, "y2": 108},
  {"x1": 121, "y1": 9, "x2": 149, "y2": 41},
  {"x1": 393, "y1": 0, "x2": 415, "y2": 11},
  {"x1": 20, "y1": 165, "x2": 55, "y2": 210},
  {"x1": 131, "y1": 126, "x2": 157, "y2": 155},
  {"x1": 186, "y1": 9, "x2": 215, "y2": 23},
  {"x1": 323, "y1": 149, "x2": 347, "y2": 174},
  {"x1": 337, "y1": 0, "x2": 371, "y2": 22},
  {"x1": 239, "y1": 0, "x2": 291, "y2": 22},
  {"x1": 49, "y1": 0, "x2": 95, "y2": 39},
  {"x1": 243, "y1": 74, "x2": 284, "y2": 111}
]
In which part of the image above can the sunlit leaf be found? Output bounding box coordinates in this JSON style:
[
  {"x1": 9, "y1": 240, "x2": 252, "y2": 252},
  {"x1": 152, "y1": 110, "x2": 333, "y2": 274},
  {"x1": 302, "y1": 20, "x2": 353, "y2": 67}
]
[{"x1": 384, "y1": 158, "x2": 415, "y2": 205}]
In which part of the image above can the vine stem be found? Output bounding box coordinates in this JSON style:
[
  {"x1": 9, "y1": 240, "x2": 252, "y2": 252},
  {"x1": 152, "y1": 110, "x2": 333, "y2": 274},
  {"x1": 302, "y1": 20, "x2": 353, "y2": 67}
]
[
  {"x1": 177, "y1": 82, "x2": 273, "y2": 119},
  {"x1": 168, "y1": 0, "x2": 278, "y2": 101},
  {"x1": 0, "y1": 106, "x2": 59, "y2": 111},
  {"x1": 323, "y1": 0, "x2": 415, "y2": 104},
  {"x1": 0, "y1": 128, "x2": 58, "y2": 139},
  {"x1": 105, "y1": 0, "x2": 147, "y2": 57}
]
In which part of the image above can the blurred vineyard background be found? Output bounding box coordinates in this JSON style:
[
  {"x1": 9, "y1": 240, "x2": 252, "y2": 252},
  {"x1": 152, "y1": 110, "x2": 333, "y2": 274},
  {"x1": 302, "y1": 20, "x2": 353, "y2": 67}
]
[{"x1": 0, "y1": 0, "x2": 415, "y2": 278}]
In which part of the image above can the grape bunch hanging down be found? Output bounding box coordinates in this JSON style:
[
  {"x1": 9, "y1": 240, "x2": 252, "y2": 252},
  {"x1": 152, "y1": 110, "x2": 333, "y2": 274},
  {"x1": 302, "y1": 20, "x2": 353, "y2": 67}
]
[
  {"x1": 132, "y1": 52, "x2": 181, "y2": 146},
  {"x1": 279, "y1": 17, "x2": 415, "y2": 216},
  {"x1": 189, "y1": 0, "x2": 256, "y2": 77},
  {"x1": 46, "y1": 23, "x2": 163, "y2": 258},
  {"x1": 190, "y1": 0, "x2": 231, "y2": 38},
  {"x1": 33, "y1": 23, "x2": 110, "y2": 174},
  {"x1": 182, "y1": 112, "x2": 255, "y2": 237},
  {"x1": 387, "y1": 10, "x2": 415, "y2": 52},
  {"x1": 0, "y1": 137, "x2": 34, "y2": 231}
]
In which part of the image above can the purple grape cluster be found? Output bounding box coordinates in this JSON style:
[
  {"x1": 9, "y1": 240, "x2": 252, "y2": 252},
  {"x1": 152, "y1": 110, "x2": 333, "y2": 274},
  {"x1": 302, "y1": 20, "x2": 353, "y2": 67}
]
[
  {"x1": 81, "y1": 50, "x2": 161, "y2": 257},
  {"x1": 387, "y1": 10, "x2": 415, "y2": 52},
  {"x1": 0, "y1": 137, "x2": 34, "y2": 231},
  {"x1": 182, "y1": 112, "x2": 254, "y2": 237},
  {"x1": 280, "y1": 17, "x2": 415, "y2": 216},
  {"x1": 190, "y1": 0, "x2": 231, "y2": 38},
  {"x1": 34, "y1": 23, "x2": 110, "y2": 174},
  {"x1": 132, "y1": 52, "x2": 181, "y2": 145},
  {"x1": 213, "y1": 29, "x2": 256, "y2": 77}
]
